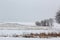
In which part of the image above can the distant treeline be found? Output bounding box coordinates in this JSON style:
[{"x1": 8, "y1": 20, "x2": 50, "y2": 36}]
[{"x1": 35, "y1": 18, "x2": 53, "y2": 26}]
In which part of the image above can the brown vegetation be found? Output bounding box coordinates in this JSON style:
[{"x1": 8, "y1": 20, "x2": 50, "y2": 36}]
[
  {"x1": 0, "y1": 32, "x2": 60, "y2": 38},
  {"x1": 22, "y1": 32, "x2": 60, "y2": 38}
]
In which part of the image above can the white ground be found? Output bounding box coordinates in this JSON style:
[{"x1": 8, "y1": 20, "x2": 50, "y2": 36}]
[
  {"x1": 0, "y1": 37, "x2": 60, "y2": 40},
  {"x1": 0, "y1": 29, "x2": 59, "y2": 35},
  {"x1": 0, "y1": 22, "x2": 60, "y2": 40}
]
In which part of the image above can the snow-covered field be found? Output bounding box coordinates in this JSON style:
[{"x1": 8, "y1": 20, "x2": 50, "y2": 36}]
[
  {"x1": 0, "y1": 28, "x2": 60, "y2": 40},
  {"x1": 0, "y1": 22, "x2": 60, "y2": 40},
  {"x1": 0, "y1": 37, "x2": 60, "y2": 40},
  {"x1": 0, "y1": 22, "x2": 52, "y2": 30},
  {"x1": 0, "y1": 29, "x2": 59, "y2": 35}
]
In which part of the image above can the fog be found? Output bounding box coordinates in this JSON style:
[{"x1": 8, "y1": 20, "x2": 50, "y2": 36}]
[{"x1": 0, "y1": 0, "x2": 60, "y2": 22}]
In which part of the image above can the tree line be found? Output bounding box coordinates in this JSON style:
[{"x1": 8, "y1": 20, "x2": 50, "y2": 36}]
[
  {"x1": 35, "y1": 9, "x2": 60, "y2": 26},
  {"x1": 35, "y1": 18, "x2": 53, "y2": 26}
]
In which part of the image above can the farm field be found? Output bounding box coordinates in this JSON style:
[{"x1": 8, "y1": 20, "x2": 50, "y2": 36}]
[
  {"x1": 0, "y1": 22, "x2": 60, "y2": 40},
  {"x1": 0, "y1": 37, "x2": 60, "y2": 40}
]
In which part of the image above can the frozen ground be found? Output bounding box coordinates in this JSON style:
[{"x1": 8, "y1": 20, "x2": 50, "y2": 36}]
[
  {"x1": 0, "y1": 30, "x2": 60, "y2": 40},
  {"x1": 0, "y1": 22, "x2": 50, "y2": 30},
  {"x1": 0, "y1": 29, "x2": 60, "y2": 35},
  {"x1": 0, "y1": 22, "x2": 60, "y2": 40},
  {"x1": 0, "y1": 37, "x2": 60, "y2": 40}
]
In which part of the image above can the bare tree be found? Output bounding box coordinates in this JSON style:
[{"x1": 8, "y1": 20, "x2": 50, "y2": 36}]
[
  {"x1": 41, "y1": 20, "x2": 44, "y2": 26},
  {"x1": 49, "y1": 18, "x2": 53, "y2": 26}
]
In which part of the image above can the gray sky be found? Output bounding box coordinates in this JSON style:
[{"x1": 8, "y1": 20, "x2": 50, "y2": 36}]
[{"x1": 0, "y1": 0, "x2": 60, "y2": 22}]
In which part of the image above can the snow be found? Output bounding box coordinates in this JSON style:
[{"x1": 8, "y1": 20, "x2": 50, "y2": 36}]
[
  {"x1": 0, "y1": 22, "x2": 35, "y2": 26},
  {"x1": 0, "y1": 37, "x2": 60, "y2": 40},
  {"x1": 0, "y1": 22, "x2": 60, "y2": 40},
  {"x1": 0, "y1": 29, "x2": 60, "y2": 40},
  {"x1": 0, "y1": 29, "x2": 59, "y2": 37},
  {"x1": 53, "y1": 22, "x2": 60, "y2": 28},
  {"x1": 51, "y1": 22, "x2": 60, "y2": 31}
]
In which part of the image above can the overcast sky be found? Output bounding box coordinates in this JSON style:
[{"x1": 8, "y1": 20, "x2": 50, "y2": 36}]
[{"x1": 0, "y1": 0, "x2": 60, "y2": 22}]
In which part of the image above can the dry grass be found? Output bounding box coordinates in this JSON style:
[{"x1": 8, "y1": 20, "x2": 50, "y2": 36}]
[
  {"x1": 0, "y1": 32, "x2": 60, "y2": 38},
  {"x1": 22, "y1": 32, "x2": 60, "y2": 38}
]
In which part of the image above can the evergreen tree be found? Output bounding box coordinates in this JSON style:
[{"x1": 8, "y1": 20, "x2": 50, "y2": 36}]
[
  {"x1": 35, "y1": 21, "x2": 41, "y2": 26},
  {"x1": 56, "y1": 10, "x2": 60, "y2": 23}
]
